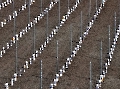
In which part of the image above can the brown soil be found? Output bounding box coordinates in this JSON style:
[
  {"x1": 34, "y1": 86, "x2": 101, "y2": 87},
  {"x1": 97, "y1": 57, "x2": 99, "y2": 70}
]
[{"x1": 0, "y1": 0, "x2": 120, "y2": 89}]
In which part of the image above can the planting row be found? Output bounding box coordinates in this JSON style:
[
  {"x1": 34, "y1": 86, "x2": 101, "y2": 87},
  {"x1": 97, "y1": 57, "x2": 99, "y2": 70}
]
[
  {"x1": 4, "y1": 0, "x2": 80, "y2": 88},
  {"x1": 96, "y1": 24, "x2": 120, "y2": 89},
  {"x1": 0, "y1": 0, "x2": 35, "y2": 28},
  {"x1": 0, "y1": 0, "x2": 13, "y2": 10},
  {"x1": 0, "y1": 0, "x2": 58, "y2": 58},
  {"x1": 49, "y1": 0, "x2": 108, "y2": 88}
]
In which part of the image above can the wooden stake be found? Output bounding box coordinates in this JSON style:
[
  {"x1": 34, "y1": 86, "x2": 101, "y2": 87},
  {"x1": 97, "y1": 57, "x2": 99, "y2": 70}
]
[
  {"x1": 68, "y1": 0, "x2": 69, "y2": 9},
  {"x1": 14, "y1": 12, "x2": 16, "y2": 36},
  {"x1": 46, "y1": 11, "x2": 48, "y2": 38},
  {"x1": 96, "y1": 0, "x2": 97, "y2": 11},
  {"x1": 90, "y1": 61, "x2": 92, "y2": 89},
  {"x1": 15, "y1": 34, "x2": 18, "y2": 73},
  {"x1": 101, "y1": 0, "x2": 103, "y2": 4},
  {"x1": 56, "y1": 40, "x2": 59, "y2": 74},
  {"x1": 0, "y1": 0, "x2": 2, "y2": 4},
  {"x1": 119, "y1": 3, "x2": 120, "y2": 24},
  {"x1": 59, "y1": 0, "x2": 60, "y2": 25},
  {"x1": 40, "y1": 60, "x2": 42, "y2": 89},
  {"x1": 33, "y1": 24, "x2": 36, "y2": 53},
  {"x1": 70, "y1": 24, "x2": 73, "y2": 53},
  {"x1": 115, "y1": 12, "x2": 116, "y2": 36},
  {"x1": 109, "y1": 25, "x2": 110, "y2": 53},
  {"x1": 13, "y1": 2, "x2": 18, "y2": 73},
  {"x1": 13, "y1": 0, "x2": 14, "y2": 11},
  {"x1": 29, "y1": 0, "x2": 30, "y2": 23},
  {"x1": 89, "y1": 0, "x2": 91, "y2": 21},
  {"x1": 81, "y1": 11, "x2": 82, "y2": 38},
  {"x1": 100, "y1": 41, "x2": 102, "y2": 75},
  {"x1": 41, "y1": 0, "x2": 42, "y2": 12}
]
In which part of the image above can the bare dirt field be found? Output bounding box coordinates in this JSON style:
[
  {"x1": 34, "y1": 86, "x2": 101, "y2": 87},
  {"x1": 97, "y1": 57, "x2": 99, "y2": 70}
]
[{"x1": 0, "y1": 0, "x2": 120, "y2": 89}]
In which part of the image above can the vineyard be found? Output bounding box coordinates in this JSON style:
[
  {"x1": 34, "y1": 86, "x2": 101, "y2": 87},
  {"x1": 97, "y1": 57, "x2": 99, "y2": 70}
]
[{"x1": 0, "y1": 0, "x2": 120, "y2": 89}]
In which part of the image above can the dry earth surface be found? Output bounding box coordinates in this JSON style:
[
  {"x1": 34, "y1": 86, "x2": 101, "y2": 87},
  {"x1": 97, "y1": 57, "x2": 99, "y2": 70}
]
[{"x1": 0, "y1": 0, "x2": 120, "y2": 89}]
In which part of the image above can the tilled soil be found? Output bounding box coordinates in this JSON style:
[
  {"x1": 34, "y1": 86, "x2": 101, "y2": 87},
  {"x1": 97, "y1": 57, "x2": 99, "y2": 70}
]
[
  {"x1": 0, "y1": 0, "x2": 120, "y2": 89},
  {"x1": 54, "y1": 0, "x2": 120, "y2": 89}
]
